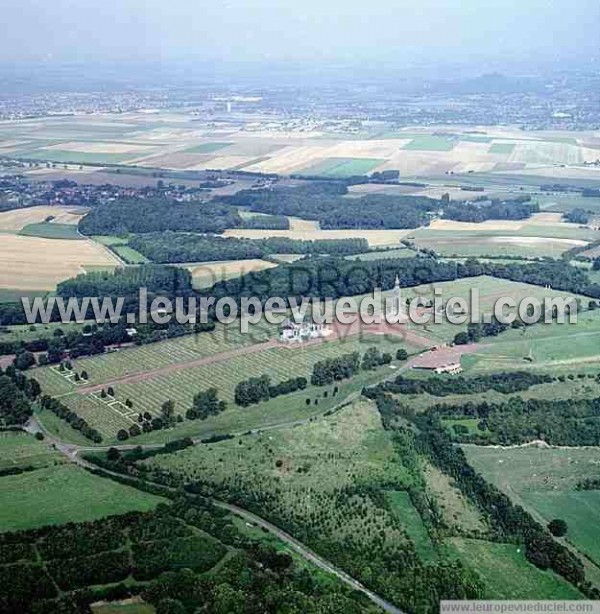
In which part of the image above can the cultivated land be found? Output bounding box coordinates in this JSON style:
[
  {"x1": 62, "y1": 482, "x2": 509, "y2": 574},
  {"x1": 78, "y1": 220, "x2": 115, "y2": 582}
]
[
  {"x1": 409, "y1": 213, "x2": 597, "y2": 259},
  {"x1": 223, "y1": 227, "x2": 413, "y2": 247},
  {"x1": 0, "y1": 205, "x2": 87, "y2": 231},
  {"x1": 464, "y1": 446, "x2": 600, "y2": 569},
  {"x1": 4, "y1": 113, "x2": 600, "y2": 182},
  {"x1": 0, "y1": 233, "x2": 120, "y2": 292}
]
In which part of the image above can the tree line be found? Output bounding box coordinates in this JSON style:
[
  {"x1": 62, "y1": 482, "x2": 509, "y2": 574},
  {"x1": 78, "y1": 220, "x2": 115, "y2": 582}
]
[
  {"x1": 234, "y1": 375, "x2": 308, "y2": 407},
  {"x1": 380, "y1": 371, "x2": 552, "y2": 396},
  {"x1": 426, "y1": 394, "x2": 600, "y2": 446},
  {"x1": 128, "y1": 232, "x2": 369, "y2": 264}
]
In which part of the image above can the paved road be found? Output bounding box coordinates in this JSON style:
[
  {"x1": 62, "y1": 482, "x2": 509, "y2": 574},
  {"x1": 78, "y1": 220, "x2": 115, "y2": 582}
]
[
  {"x1": 26, "y1": 402, "x2": 406, "y2": 614},
  {"x1": 46, "y1": 439, "x2": 404, "y2": 614}
]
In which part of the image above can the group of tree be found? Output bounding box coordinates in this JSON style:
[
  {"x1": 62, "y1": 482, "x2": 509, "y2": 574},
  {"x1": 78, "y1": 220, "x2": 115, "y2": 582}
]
[
  {"x1": 186, "y1": 388, "x2": 226, "y2": 421},
  {"x1": 563, "y1": 208, "x2": 591, "y2": 224},
  {"x1": 239, "y1": 214, "x2": 289, "y2": 230},
  {"x1": 128, "y1": 232, "x2": 369, "y2": 264},
  {"x1": 0, "y1": 368, "x2": 38, "y2": 426},
  {"x1": 234, "y1": 374, "x2": 307, "y2": 407},
  {"x1": 311, "y1": 352, "x2": 361, "y2": 386},
  {"x1": 442, "y1": 196, "x2": 538, "y2": 223},
  {"x1": 361, "y1": 346, "x2": 393, "y2": 370}
]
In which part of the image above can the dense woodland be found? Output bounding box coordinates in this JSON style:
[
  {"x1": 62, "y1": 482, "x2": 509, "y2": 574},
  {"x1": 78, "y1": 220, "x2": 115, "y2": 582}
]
[
  {"x1": 0, "y1": 497, "x2": 376, "y2": 614},
  {"x1": 441, "y1": 197, "x2": 538, "y2": 223},
  {"x1": 0, "y1": 366, "x2": 39, "y2": 426},
  {"x1": 79, "y1": 198, "x2": 242, "y2": 235},
  {"x1": 128, "y1": 233, "x2": 369, "y2": 263},
  {"x1": 427, "y1": 394, "x2": 600, "y2": 446},
  {"x1": 209, "y1": 255, "x2": 600, "y2": 305},
  {"x1": 221, "y1": 183, "x2": 440, "y2": 229}
]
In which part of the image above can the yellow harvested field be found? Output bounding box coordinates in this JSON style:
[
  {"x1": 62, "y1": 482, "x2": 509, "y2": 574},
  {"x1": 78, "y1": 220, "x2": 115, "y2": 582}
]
[
  {"x1": 0, "y1": 235, "x2": 120, "y2": 291},
  {"x1": 223, "y1": 228, "x2": 412, "y2": 247},
  {"x1": 43, "y1": 141, "x2": 153, "y2": 154},
  {"x1": 429, "y1": 212, "x2": 582, "y2": 233},
  {"x1": 243, "y1": 145, "x2": 332, "y2": 174},
  {"x1": 186, "y1": 259, "x2": 277, "y2": 288},
  {"x1": 0, "y1": 206, "x2": 88, "y2": 231},
  {"x1": 188, "y1": 155, "x2": 254, "y2": 170},
  {"x1": 488, "y1": 236, "x2": 587, "y2": 247},
  {"x1": 288, "y1": 217, "x2": 320, "y2": 231}
]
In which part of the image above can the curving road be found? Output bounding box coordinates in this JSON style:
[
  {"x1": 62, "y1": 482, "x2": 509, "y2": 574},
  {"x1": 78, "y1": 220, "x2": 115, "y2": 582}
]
[{"x1": 26, "y1": 413, "x2": 405, "y2": 614}]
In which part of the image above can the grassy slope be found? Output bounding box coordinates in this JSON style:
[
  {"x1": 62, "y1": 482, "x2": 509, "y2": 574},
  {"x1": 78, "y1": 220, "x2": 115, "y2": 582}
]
[
  {"x1": 0, "y1": 464, "x2": 164, "y2": 531},
  {"x1": 448, "y1": 538, "x2": 582, "y2": 599}
]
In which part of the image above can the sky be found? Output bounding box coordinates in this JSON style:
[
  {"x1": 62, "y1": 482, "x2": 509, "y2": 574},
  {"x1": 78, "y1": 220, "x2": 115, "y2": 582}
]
[{"x1": 1, "y1": 0, "x2": 599, "y2": 65}]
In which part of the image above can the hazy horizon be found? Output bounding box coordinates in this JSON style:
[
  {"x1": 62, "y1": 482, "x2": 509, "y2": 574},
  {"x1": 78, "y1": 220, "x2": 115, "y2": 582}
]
[{"x1": 2, "y1": 0, "x2": 599, "y2": 66}]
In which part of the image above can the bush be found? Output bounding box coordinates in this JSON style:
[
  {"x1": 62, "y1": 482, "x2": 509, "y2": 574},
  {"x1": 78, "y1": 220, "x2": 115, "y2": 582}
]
[{"x1": 548, "y1": 519, "x2": 568, "y2": 537}]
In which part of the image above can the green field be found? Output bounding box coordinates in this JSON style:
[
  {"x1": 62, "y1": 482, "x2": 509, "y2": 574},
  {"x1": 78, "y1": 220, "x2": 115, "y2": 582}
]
[
  {"x1": 448, "y1": 538, "x2": 582, "y2": 599},
  {"x1": 387, "y1": 490, "x2": 437, "y2": 560},
  {"x1": 488, "y1": 142, "x2": 516, "y2": 155},
  {"x1": 464, "y1": 446, "x2": 600, "y2": 568},
  {"x1": 538, "y1": 193, "x2": 600, "y2": 214},
  {"x1": 348, "y1": 247, "x2": 417, "y2": 261},
  {"x1": 395, "y1": 275, "x2": 586, "y2": 345},
  {"x1": 18, "y1": 222, "x2": 82, "y2": 240},
  {"x1": 403, "y1": 135, "x2": 456, "y2": 151},
  {"x1": 0, "y1": 431, "x2": 65, "y2": 471},
  {"x1": 112, "y1": 244, "x2": 149, "y2": 264},
  {"x1": 1, "y1": 321, "x2": 88, "y2": 346},
  {"x1": 464, "y1": 307, "x2": 600, "y2": 374},
  {"x1": 92, "y1": 235, "x2": 128, "y2": 246},
  {"x1": 35, "y1": 324, "x2": 274, "y2": 393},
  {"x1": 184, "y1": 142, "x2": 233, "y2": 153},
  {"x1": 298, "y1": 157, "x2": 385, "y2": 177},
  {"x1": 0, "y1": 464, "x2": 164, "y2": 531}
]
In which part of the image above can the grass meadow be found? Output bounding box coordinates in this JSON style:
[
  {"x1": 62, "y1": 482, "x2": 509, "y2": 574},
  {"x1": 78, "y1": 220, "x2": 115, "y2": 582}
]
[
  {"x1": 464, "y1": 446, "x2": 600, "y2": 570},
  {"x1": 448, "y1": 538, "x2": 582, "y2": 599},
  {"x1": 0, "y1": 463, "x2": 164, "y2": 532}
]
